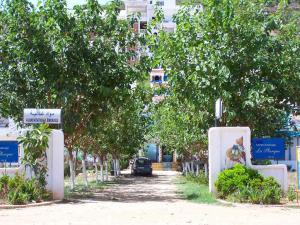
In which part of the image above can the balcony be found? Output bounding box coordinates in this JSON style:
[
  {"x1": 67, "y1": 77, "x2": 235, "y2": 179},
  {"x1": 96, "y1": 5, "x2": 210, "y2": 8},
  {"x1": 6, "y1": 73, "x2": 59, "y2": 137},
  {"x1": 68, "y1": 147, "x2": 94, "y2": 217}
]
[{"x1": 125, "y1": 0, "x2": 148, "y2": 14}]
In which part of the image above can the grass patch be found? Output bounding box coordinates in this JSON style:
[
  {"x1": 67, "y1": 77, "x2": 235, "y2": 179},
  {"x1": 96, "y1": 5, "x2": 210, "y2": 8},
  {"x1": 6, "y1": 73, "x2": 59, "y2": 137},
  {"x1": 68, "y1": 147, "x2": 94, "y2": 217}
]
[
  {"x1": 64, "y1": 174, "x2": 115, "y2": 199},
  {"x1": 176, "y1": 175, "x2": 217, "y2": 204}
]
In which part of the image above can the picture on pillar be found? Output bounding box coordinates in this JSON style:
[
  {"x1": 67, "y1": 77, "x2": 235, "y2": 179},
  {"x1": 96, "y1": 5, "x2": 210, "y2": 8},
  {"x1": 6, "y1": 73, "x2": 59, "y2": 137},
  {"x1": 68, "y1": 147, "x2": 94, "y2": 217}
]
[{"x1": 225, "y1": 136, "x2": 246, "y2": 168}]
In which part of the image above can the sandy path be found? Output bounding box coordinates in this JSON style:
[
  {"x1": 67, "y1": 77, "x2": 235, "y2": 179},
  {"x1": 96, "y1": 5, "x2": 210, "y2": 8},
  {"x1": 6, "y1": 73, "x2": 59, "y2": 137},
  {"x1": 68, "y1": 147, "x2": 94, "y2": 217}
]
[{"x1": 0, "y1": 171, "x2": 300, "y2": 225}]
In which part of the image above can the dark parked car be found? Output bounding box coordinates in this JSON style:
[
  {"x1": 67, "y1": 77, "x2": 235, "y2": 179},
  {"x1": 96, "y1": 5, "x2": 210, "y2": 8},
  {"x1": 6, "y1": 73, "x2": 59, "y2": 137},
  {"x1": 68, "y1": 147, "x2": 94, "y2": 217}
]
[{"x1": 131, "y1": 157, "x2": 152, "y2": 176}]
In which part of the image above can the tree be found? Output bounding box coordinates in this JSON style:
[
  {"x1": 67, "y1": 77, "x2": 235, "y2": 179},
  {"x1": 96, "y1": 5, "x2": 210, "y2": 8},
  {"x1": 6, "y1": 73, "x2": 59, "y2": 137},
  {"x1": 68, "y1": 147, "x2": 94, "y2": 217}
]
[
  {"x1": 94, "y1": 85, "x2": 152, "y2": 177},
  {"x1": 0, "y1": 0, "x2": 151, "y2": 188},
  {"x1": 150, "y1": 95, "x2": 209, "y2": 175},
  {"x1": 149, "y1": 0, "x2": 300, "y2": 138}
]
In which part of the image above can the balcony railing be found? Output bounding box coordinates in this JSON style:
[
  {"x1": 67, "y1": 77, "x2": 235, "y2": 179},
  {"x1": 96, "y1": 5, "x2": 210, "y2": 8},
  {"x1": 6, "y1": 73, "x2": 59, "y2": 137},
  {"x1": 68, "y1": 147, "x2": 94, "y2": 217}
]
[{"x1": 125, "y1": 0, "x2": 148, "y2": 13}]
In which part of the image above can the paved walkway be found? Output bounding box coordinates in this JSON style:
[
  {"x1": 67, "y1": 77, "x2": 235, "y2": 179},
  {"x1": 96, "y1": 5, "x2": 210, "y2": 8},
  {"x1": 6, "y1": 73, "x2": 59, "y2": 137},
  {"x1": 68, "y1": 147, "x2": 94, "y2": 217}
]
[{"x1": 1, "y1": 171, "x2": 300, "y2": 225}]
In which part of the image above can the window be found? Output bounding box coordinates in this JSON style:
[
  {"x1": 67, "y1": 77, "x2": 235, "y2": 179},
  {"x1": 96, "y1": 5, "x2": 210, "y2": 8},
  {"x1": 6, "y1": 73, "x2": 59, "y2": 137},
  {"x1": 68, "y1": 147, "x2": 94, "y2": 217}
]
[
  {"x1": 153, "y1": 75, "x2": 162, "y2": 83},
  {"x1": 137, "y1": 159, "x2": 150, "y2": 165},
  {"x1": 163, "y1": 75, "x2": 168, "y2": 82},
  {"x1": 140, "y1": 21, "x2": 147, "y2": 30},
  {"x1": 156, "y1": 1, "x2": 164, "y2": 6}
]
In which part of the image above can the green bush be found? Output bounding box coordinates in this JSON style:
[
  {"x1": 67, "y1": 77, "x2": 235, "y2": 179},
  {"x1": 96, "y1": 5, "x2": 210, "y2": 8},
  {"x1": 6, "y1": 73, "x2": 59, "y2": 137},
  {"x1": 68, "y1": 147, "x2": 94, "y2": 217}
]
[
  {"x1": 0, "y1": 174, "x2": 50, "y2": 205},
  {"x1": 215, "y1": 164, "x2": 282, "y2": 204},
  {"x1": 287, "y1": 185, "x2": 297, "y2": 202},
  {"x1": 215, "y1": 164, "x2": 263, "y2": 198}
]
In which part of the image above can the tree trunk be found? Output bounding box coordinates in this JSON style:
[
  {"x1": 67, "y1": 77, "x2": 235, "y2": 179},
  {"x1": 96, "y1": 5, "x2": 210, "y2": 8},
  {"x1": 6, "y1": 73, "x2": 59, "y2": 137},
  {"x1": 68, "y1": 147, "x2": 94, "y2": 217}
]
[
  {"x1": 116, "y1": 158, "x2": 120, "y2": 176},
  {"x1": 113, "y1": 159, "x2": 117, "y2": 177},
  {"x1": 68, "y1": 150, "x2": 75, "y2": 190},
  {"x1": 82, "y1": 151, "x2": 88, "y2": 187},
  {"x1": 94, "y1": 156, "x2": 99, "y2": 183},
  {"x1": 185, "y1": 162, "x2": 189, "y2": 176},
  {"x1": 74, "y1": 149, "x2": 78, "y2": 176},
  {"x1": 191, "y1": 160, "x2": 194, "y2": 175},
  {"x1": 99, "y1": 155, "x2": 104, "y2": 182},
  {"x1": 196, "y1": 163, "x2": 199, "y2": 176},
  {"x1": 204, "y1": 163, "x2": 208, "y2": 178},
  {"x1": 105, "y1": 160, "x2": 108, "y2": 181}
]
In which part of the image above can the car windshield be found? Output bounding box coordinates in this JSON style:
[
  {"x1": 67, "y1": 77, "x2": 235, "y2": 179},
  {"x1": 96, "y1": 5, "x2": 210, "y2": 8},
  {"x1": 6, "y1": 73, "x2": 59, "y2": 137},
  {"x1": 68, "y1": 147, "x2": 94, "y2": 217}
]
[{"x1": 136, "y1": 159, "x2": 150, "y2": 165}]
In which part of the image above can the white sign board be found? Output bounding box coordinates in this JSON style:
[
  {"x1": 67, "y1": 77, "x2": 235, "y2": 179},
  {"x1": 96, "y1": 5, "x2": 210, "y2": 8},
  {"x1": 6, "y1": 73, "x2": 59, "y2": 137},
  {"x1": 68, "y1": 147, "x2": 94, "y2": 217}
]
[
  {"x1": 0, "y1": 117, "x2": 9, "y2": 128},
  {"x1": 215, "y1": 98, "x2": 223, "y2": 119},
  {"x1": 23, "y1": 109, "x2": 61, "y2": 124}
]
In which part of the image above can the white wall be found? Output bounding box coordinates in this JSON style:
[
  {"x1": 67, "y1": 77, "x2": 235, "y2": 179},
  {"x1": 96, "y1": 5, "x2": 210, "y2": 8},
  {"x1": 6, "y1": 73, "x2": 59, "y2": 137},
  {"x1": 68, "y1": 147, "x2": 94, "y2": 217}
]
[
  {"x1": 209, "y1": 127, "x2": 288, "y2": 193},
  {"x1": 0, "y1": 130, "x2": 64, "y2": 200}
]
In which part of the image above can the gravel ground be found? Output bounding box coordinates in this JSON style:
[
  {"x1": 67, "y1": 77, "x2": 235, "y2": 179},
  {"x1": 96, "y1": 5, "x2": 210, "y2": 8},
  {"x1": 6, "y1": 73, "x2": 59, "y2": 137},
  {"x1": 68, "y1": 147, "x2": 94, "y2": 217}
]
[{"x1": 0, "y1": 170, "x2": 300, "y2": 225}]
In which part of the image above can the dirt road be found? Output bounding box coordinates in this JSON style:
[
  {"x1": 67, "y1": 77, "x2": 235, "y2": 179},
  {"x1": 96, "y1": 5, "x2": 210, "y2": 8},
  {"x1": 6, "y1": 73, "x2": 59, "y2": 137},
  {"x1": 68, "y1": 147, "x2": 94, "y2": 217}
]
[{"x1": 1, "y1": 171, "x2": 300, "y2": 225}]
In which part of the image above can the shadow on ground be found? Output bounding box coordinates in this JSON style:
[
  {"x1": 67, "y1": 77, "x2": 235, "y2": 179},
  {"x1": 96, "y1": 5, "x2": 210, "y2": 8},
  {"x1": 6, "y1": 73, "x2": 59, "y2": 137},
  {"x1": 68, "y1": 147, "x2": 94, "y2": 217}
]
[{"x1": 64, "y1": 172, "x2": 182, "y2": 204}]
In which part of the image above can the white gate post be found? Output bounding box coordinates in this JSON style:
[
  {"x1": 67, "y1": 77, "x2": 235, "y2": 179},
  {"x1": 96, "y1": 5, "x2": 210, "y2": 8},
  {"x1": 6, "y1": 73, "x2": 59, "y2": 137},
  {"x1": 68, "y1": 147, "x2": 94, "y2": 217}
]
[{"x1": 46, "y1": 130, "x2": 64, "y2": 200}]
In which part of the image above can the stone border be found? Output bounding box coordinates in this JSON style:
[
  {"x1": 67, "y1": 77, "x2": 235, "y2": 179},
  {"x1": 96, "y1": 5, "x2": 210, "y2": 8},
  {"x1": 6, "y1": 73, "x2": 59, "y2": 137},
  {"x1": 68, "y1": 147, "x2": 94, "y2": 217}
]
[
  {"x1": 0, "y1": 200, "x2": 62, "y2": 209},
  {"x1": 217, "y1": 199, "x2": 300, "y2": 208}
]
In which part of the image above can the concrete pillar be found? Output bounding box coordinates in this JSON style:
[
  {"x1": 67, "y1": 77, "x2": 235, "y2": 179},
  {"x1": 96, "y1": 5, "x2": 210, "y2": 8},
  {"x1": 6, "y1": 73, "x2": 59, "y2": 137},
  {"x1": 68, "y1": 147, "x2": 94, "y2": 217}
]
[{"x1": 46, "y1": 130, "x2": 64, "y2": 200}]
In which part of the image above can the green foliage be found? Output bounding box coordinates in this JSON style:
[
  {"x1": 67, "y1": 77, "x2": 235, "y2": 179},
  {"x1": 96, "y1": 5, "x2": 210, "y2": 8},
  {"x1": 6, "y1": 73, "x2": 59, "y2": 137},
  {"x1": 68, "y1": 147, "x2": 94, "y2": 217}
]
[
  {"x1": 0, "y1": 174, "x2": 50, "y2": 205},
  {"x1": 215, "y1": 164, "x2": 282, "y2": 204},
  {"x1": 185, "y1": 171, "x2": 208, "y2": 185},
  {"x1": 251, "y1": 159, "x2": 272, "y2": 165},
  {"x1": 150, "y1": 96, "x2": 209, "y2": 159},
  {"x1": 287, "y1": 185, "x2": 297, "y2": 202},
  {"x1": 149, "y1": 0, "x2": 300, "y2": 138},
  {"x1": 0, "y1": 175, "x2": 10, "y2": 198},
  {"x1": 0, "y1": 0, "x2": 151, "y2": 152},
  {"x1": 177, "y1": 175, "x2": 216, "y2": 204},
  {"x1": 215, "y1": 164, "x2": 263, "y2": 198},
  {"x1": 18, "y1": 124, "x2": 52, "y2": 187}
]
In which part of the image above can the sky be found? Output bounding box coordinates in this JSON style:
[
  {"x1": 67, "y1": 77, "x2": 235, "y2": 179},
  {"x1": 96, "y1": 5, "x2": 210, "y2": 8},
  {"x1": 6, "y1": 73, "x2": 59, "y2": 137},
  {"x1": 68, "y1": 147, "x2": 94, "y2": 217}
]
[{"x1": 30, "y1": 0, "x2": 111, "y2": 8}]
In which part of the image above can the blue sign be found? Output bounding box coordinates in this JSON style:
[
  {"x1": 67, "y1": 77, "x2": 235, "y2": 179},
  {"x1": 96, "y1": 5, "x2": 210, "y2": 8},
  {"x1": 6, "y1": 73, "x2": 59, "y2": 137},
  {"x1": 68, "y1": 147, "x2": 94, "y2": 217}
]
[
  {"x1": 252, "y1": 138, "x2": 285, "y2": 160},
  {"x1": 0, "y1": 141, "x2": 19, "y2": 163}
]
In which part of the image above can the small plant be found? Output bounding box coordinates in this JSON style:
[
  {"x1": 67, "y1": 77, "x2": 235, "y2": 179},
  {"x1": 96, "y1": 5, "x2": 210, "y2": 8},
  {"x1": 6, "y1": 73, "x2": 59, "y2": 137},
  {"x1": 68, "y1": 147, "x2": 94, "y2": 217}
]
[
  {"x1": 287, "y1": 186, "x2": 297, "y2": 202},
  {"x1": 0, "y1": 174, "x2": 10, "y2": 198},
  {"x1": 18, "y1": 124, "x2": 52, "y2": 188},
  {"x1": 1, "y1": 174, "x2": 50, "y2": 205}
]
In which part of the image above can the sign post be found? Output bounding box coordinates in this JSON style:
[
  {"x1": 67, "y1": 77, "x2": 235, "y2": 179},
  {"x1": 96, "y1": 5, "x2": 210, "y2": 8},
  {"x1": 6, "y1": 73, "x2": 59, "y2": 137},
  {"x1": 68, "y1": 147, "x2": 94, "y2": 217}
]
[
  {"x1": 215, "y1": 98, "x2": 223, "y2": 127},
  {"x1": 23, "y1": 108, "x2": 62, "y2": 125}
]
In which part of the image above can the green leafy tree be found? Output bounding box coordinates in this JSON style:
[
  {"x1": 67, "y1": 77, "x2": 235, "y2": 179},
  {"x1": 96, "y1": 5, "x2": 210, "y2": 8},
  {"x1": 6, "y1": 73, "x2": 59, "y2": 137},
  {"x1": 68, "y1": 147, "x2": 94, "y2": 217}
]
[
  {"x1": 0, "y1": 0, "x2": 151, "y2": 188},
  {"x1": 149, "y1": 0, "x2": 300, "y2": 138},
  {"x1": 151, "y1": 96, "x2": 208, "y2": 160}
]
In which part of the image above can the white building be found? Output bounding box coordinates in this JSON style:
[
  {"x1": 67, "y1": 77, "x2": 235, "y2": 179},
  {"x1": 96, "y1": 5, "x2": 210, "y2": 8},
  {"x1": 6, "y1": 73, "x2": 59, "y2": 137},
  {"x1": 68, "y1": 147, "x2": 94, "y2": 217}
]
[
  {"x1": 123, "y1": 0, "x2": 179, "y2": 32},
  {"x1": 122, "y1": 0, "x2": 180, "y2": 94}
]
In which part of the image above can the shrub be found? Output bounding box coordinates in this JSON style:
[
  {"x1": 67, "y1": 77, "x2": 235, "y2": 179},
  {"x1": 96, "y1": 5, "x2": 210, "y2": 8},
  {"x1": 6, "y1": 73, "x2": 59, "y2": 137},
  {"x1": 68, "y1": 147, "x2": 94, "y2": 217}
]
[
  {"x1": 287, "y1": 186, "x2": 297, "y2": 202},
  {"x1": 0, "y1": 174, "x2": 50, "y2": 205},
  {"x1": 262, "y1": 177, "x2": 281, "y2": 204},
  {"x1": 215, "y1": 164, "x2": 282, "y2": 204},
  {"x1": 215, "y1": 164, "x2": 263, "y2": 198},
  {"x1": 0, "y1": 174, "x2": 10, "y2": 198}
]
